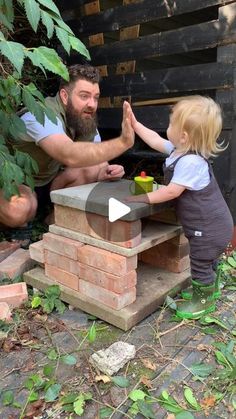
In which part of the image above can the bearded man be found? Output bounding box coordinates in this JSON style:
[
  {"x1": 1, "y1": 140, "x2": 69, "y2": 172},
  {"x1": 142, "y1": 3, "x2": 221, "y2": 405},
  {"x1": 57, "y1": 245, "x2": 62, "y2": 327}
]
[{"x1": 0, "y1": 64, "x2": 134, "y2": 233}]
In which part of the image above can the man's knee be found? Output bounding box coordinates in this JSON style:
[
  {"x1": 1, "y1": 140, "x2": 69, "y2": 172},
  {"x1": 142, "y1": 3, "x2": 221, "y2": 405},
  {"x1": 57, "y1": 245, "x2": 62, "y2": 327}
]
[{"x1": 0, "y1": 187, "x2": 37, "y2": 227}]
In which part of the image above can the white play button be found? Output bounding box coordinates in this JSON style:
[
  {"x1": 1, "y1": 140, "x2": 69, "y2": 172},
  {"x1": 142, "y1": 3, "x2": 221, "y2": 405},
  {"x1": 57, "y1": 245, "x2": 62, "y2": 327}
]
[{"x1": 108, "y1": 198, "x2": 131, "y2": 222}]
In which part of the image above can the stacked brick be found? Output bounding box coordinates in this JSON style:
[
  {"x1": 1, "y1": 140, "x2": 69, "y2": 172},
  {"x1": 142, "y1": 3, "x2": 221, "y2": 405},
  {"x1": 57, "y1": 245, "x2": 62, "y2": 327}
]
[{"x1": 29, "y1": 204, "x2": 190, "y2": 311}]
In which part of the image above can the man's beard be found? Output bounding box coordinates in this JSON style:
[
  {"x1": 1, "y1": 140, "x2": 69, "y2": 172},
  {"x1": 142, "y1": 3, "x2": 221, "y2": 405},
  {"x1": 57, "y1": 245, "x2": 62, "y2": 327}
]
[{"x1": 65, "y1": 99, "x2": 97, "y2": 141}]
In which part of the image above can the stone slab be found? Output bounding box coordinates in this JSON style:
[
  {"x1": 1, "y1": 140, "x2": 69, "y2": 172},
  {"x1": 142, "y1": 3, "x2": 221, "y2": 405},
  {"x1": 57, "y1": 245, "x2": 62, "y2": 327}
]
[
  {"x1": 49, "y1": 222, "x2": 183, "y2": 256},
  {"x1": 50, "y1": 179, "x2": 169, "y2": 221},
  {"x1": 24, "y1": 265, "x2": 190, "y2": 331}
]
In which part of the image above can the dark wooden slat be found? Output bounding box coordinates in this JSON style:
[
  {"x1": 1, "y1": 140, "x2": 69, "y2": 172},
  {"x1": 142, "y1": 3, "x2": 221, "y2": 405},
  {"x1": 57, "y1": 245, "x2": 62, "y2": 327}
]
[
  {"x1": 99, "y1": 62, "x2": 234, "y2": 98},
  {"x1": 67, "y1": 0, "x2": 232, "y2": 36},
  {"x1": 98, "y1": 102, "x2": 234, "y2": 131},
  {"x1": 56, "y1": 0, "x2": 90, "y2": 12},
  {"x1": 89, "y1": 18, "x2": 236, "y2": 65}
]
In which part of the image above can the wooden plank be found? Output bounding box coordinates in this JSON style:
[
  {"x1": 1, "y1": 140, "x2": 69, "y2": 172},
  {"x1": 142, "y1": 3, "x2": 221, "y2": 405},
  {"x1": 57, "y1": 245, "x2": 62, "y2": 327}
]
[
  {"x1": 114, "y1": 0, "x2": 140, "y2": 106},
  {"x1": 99, "y1": 62, "x2": 234, "y2": 98},
  {"x1": 67, "y1": 0, "x2": 233, "y2": 37},
  {"x1": 24, "y1": 265, "x2": 190, "y2": 331},
  {"x1": 89, "y1": 18, "x2": 236, "y2": 66},
  {"x1": 98, "y1": 101, "x2": 234, "y2": 131}
]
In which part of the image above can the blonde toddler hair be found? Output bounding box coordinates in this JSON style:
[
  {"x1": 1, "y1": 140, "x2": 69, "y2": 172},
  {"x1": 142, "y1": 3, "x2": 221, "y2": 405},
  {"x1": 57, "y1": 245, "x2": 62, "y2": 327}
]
[{"x1": 171, "y1": 95, "x2": 224, "y2": 158}]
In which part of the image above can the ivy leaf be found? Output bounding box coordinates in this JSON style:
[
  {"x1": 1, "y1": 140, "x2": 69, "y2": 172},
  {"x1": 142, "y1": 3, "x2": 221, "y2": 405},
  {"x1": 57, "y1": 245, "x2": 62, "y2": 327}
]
[
  {"x1": 44, "y1": 383, "x2": 61, "y2": 402},
  {"x1": 69, "y1": 35, "x2": 90, "y2": 60},
  {"x1": 32, "y1": 47, "x2": 69, "y2": 79},
  {"x1": 55, "y1": 26, "x2": 70, "y2": 54},
  {"x1": 112, "y1": 375, "x2": 130, "y2": 388},
  {"x1": 41, "y1": 10, "x2": 54, "y2": 38},
  {"x1": 0, "y1": 41, "x2": 25, "y2": 74},
  {"x1": 45, "y1": 285, "x2": 61, "y2": 298},
  {"x1": 184, "y1": 387, "x2": 201, "y2": 410},
  {"x1": 54, "y1": 298, "x2": 66, "y2": 314},
  {"x1": 37, "y1": 0, "x2": 61, "y2": 18},
  {"x1": 23, "y1": 0, "x2": 40, "y2": 32},
  {"x1": 61, "y1": 354, "x2": 77, "y2": 365}
]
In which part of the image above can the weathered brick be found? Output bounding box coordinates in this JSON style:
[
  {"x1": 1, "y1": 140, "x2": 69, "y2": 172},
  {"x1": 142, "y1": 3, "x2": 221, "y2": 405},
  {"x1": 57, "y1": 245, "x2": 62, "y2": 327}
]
[
  {"x1": 29, "y1": 240, "x2": 45, "y2": 264},
  {"x1": 0, "y1": 302, "x2": 12, "y2": 321},
  {"x1": 0, "y1": 249, "x2": 35, "y2": 280},
  {"x1": 45, "y1": 264, "x2": 79, "y2": 291},
  {"x1": 140, "y1": 249, "x2": 190, "y2": 273},
  {"x1": 54, "y1": 205, "x2": 142, "y2": 248},
  {"x1": 45, "y1": 250, "x2": 79, "y2": 275},
  {"x1": 79, "y1": 264, "x2": 137, "y2": 293},
  {"x1": 77, "y1": 245, "x2": 137, "y2": 274},
  {"x1": 43, "y1": 232, "x2": 84, "y2": 260},
  {"x1": 0, "y1": 282, "x2": 28, "y2": 308},
  {"x1": 79, "y1": 279, "x2": 136, "y2": 310},
  {"x1": 0, "y1": 241, "x2": 21, "y2": 263}
]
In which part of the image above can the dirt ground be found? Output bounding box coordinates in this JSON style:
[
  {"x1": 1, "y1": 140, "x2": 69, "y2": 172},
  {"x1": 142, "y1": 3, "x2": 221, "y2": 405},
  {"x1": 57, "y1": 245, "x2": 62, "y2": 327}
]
[{"x1": 0, "y1": 277, "x2": 235, "y2": 419}]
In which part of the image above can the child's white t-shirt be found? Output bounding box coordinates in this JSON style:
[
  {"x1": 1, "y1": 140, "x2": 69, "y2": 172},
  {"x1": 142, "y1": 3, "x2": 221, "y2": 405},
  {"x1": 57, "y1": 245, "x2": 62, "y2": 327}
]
[{"x1": 164, "y1": 141, "x2": 210, "y2": 191}]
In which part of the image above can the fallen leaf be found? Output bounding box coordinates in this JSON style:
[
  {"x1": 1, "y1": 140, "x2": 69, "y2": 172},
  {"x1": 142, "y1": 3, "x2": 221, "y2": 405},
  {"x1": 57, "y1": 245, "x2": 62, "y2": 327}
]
[
  {"x1": 140, "y1": 375, "x2": 152, "y2": 389},
  {"x1": 197, "y1": 344, "x2": 212, "y2": 352},
  {"x1": 141, "y1": 358, "x2": 157, "y2": 371},
  {"x1": 201, "y1": 395, "x2": 216, "y2": 408},
  {"x1": 95, "y1": 374, "x2": 111, "y2": 383}
]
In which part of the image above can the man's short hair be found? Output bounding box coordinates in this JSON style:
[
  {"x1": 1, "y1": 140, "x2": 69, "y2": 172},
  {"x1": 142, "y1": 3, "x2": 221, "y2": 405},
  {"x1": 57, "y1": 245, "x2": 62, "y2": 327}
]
[{"x1": 59, "y1": 64, "x2": 100, "y2": 90}]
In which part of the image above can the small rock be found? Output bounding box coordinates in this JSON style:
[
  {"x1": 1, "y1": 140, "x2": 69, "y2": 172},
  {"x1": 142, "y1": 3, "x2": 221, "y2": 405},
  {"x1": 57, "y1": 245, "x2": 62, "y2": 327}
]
[{"x1": 89, "y1": 341, "x2": 136, "y2": 376}]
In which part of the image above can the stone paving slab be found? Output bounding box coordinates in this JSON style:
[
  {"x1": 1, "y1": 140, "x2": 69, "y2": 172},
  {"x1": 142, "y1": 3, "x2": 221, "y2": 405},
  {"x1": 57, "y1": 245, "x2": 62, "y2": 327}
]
[
  {"x1": 49, "y1": 221, "x2": 183, "y2": 256},
  {"x1": 50, "y1": 179, "x2": 169, "y2": 221},
  {"x1": 24, "y1": 264, "x2": 190, "y2": 331}
]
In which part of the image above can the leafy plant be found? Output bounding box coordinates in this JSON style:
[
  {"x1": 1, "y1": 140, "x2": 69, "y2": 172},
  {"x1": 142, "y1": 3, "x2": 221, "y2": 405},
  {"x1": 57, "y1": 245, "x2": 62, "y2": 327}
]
[
  {"x1": 31, "y1": 284, "x2": 66, "y2": 313},
  {"x1": 0, "y1": 0, "x2": 90, "y2": 198}
]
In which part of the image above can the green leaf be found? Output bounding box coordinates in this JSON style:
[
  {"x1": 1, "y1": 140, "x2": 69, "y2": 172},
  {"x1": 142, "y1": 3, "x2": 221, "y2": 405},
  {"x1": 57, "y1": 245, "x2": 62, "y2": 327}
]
[
  {"x1": 54, "y1": 298, "x2": 66, "y2": 314},
  {"x1": 2, "y1": 390, "x2": 14, "y2": 406},
  {"x1": 69, "y1": 35, "x2": 90, "y2": 60},
  {"x1": 0, "y1": 10, "x2": 13, "y2": 31},
  {"x1": 183, "y1": 387, "x2": 201, "y2": 410},
  {"x1": 137, "y1": 400, "x2": 156, "y2": 419},
  {"x1": 99, "y1": 406, "x2": 114, "y2": 418},
  {"x1": 9, "y1": 114, "x2": 27, "y2": 139},
  {"x1": 45, "y1": 284, "x2": 61, "y2": 298},
  {"x1": 23, "y1": 0, "x2": 40, "y2": 32},
  {"x1": 88, "y1": 322, "x2": 96, "y2": 343},
  {"x1": 45, "y1": 383, "x2": 61, "y2": 402},
  {"x1": 43, "y1": 364, "x2": 55, "y2": 377},
  {"x1": 190, "y1": 362, "x2": 215, "y2": 378},
  {"x1": 129, "y1": 389, "x2": 146, "y2": 402},
  {"x1": 31, "y1": 295, "x2": 41, "y2": 308},
  {"x1": 28, "y1": 390, "x2": 39, "y2": 402},
  {"x1": 73, "y1": 393, "x2": 86, "y2": 415},
  {"x1": 215, "y1": 350, "x2": 229, "y2": 367},
  {"x1": 32, "y1": 47, "x2": 69, "y2": 79},
  {"x1": 48, "y1": 348, "x2": 58, "y2": 361},
  {"x1": 55, "y1": 26, "x2": 70, "y2": 54},
  {"x1": 37, "y1": 0, "x2": 61, "y2": 17},
  {"x1": 0, "y1": 41, "x2": 24, "y2": 74},
  {"x1": 176, "y1": 412, "x2": 195, "y2": 419},
  {"x1": 227, "y1": 256, "x2": 236, "y2": 267},
  {"x1": 165, "y1": 295, "x2": 177, "y2": 310},
  {"x1": 60, "y1": 393, "x2": 78, "y2": 405},
  {"x1": 112, "y1": 376, "x2": 130, "y2": 388},
  {"x1": 41, "y1": 10, "x2": 54, "y2": 38},
  {"x1": 61, "y1": 354, "x2": 77, "y2": 365}
]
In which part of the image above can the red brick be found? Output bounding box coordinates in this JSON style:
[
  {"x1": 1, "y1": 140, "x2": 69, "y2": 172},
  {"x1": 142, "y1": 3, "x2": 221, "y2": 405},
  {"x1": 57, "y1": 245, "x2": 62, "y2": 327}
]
[
  {"x1": 0, "y1": 249, "x2": 35, "y2": 280},
  {"x1": 0, "y1": 241, "x2": 21, "y2": 263},
  {"x1": 79, "y1": 279, "x2": 136, "y2": 310},
  {"x1": 79, "y1": 264, "x2": 137, "y2": 293},
  {"x1": 43, "y1": 232, "x2": 84, "y2": 260},
  {"x1": 0, "y1": 282, "x2": 28, "y2": 308},
  {"x1": 54, "y1": 205, "x2": 142, "y2": 248},
  {"x1": 77, "y1": 245, "x2": 137, "y2": 274},
  {"x1": 0, "y1": 302, "x2": 12, "y2": 321},
  {"x1": 140, "y1": 250, "x2": 190, "y2": 273},
  {"x1": 45, "y1": 264, "x2": 79, "y2": 291},
  {"x1": 29, "y1": 240, "x2": 45, "y2": 264},
  {"x1": 45, "y1": 250, "x2": 79, "y2": 275}
]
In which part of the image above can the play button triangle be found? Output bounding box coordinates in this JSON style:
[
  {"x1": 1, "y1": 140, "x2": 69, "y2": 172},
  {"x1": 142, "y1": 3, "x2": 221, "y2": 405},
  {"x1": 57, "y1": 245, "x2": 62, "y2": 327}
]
[{"x1": 108, "y1": 197, "x2": 131, "y2": 222}]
